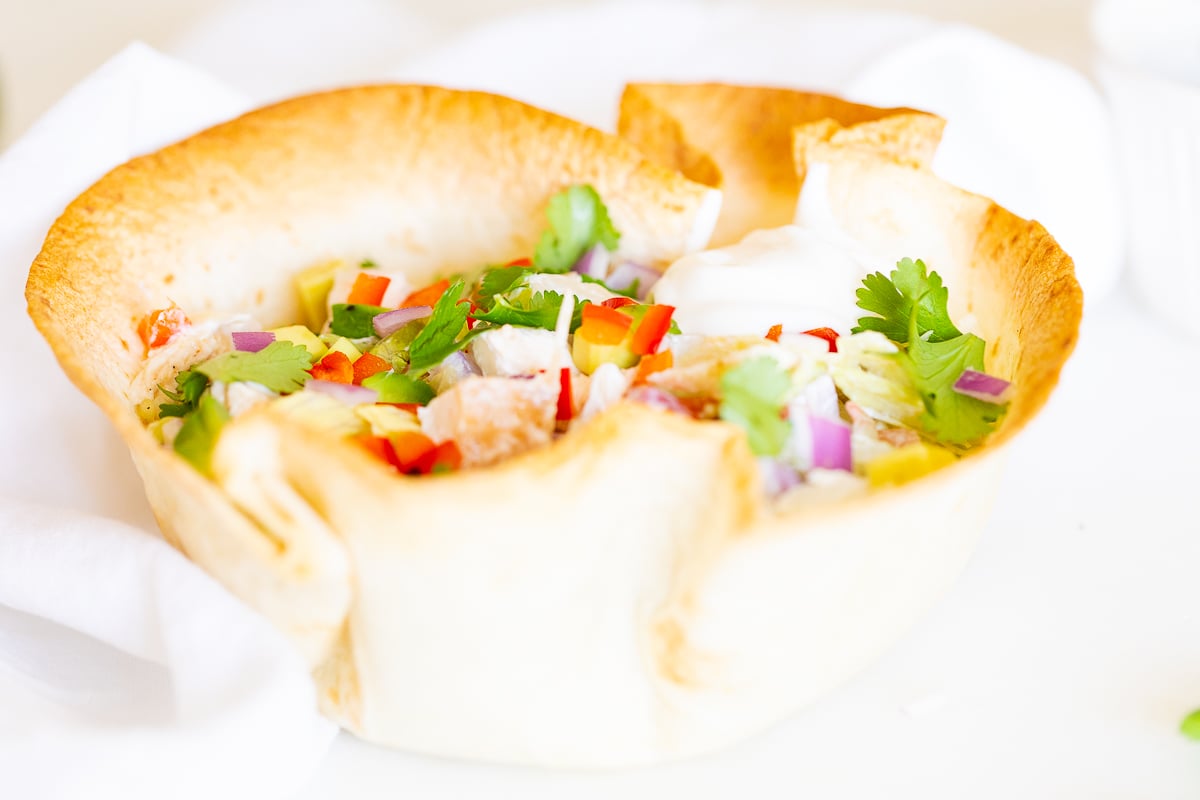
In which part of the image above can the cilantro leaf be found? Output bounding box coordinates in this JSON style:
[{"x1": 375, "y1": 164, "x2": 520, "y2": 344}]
[
  {"x1": 532, "y1": 185, "x2": 620, "y2": 273},
  {"x1": 359, "y1": 259, "x2": 377, "y2": 269},
  {"x1": 853, "y1": 258, "x2": 962, "y2": 344},
  {"x1": 472, "y1": 290, "x2": 579, "y2": 331},
  {"x1": 407, "y1": 280, "x2": 471, "y2": 374},
  {"x1": 159, "y1": 369, "x2": 210, "y2": 418},
  {"x1": 362, "y1": 371, "x2": 436, "y2": 404},
  {"x1": 718, "y1": 357, "x2": 792, "y2": 456},
  {"x1": 330, "y1": 303, "x2": 389, "y2": 338},
  {"x1": 194, "y1": 341, "x2": 315, "y2": 393},
  {"x1": 903, "y1": 307, "x2": 1004, "y2": 446},
  {"x1": 173, "y1": 394, "x2": 230, "y2": 476},
  {"x1": 475, "y1": 266, "x2": 531, "y2": 310}
]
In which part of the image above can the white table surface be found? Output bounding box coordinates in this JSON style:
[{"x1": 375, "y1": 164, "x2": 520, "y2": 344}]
[{"x1": 3, "y1": 1, "x2": 1198, "y2": 797}]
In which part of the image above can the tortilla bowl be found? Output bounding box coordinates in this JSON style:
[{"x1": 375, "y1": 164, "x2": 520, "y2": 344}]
[{"x1": 26, "y1": 84, "x2": 1081, "y2": 767}]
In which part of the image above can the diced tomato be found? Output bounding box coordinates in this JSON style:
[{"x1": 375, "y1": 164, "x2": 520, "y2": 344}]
[
  {"x1": 601, "y1": 297, "x2": 637, "y2": 309},
  {"x1": 346, "y1": 273, "x2": 391, "y2": 306},
  {"x1": 401, "y1": 279, "x2": 450, "y2": 309},
  {"x1": 556, "y1": 367, "x2": 573, "y2": 421},
  {"x1": 578, "y1": 303, "x2": 633, "y2": 344},
  {"x1": 629, "y1": 304, "x2": 675, "y2": 355},
  {"x1": 137, "y1": 306, "x2": 190, "y2": 351},
  {"x1": 766, "y1": 324, "x2": 783, "y2": 342},
  {"x1": 352, "y1": 352, "x2": 391, "y2": 385},
  {"x1": 505, "y1": 257, "x2": 533, "y2": 267},
  {"x1": 458, "y1": 297, "x2": 478, "y2": 329},
  {"x1": 310, "y1": 351, "x2": 354, "y2": 383},
  {"x1": 803, "y1": 327, "x2": 840, "y2": 353},
  {"x1": 634, "y1": 349, "x2": 673, "y2": 384}
]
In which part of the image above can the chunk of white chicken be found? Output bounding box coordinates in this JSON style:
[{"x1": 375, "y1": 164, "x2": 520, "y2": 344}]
[
  {"x1": 132, "y1": 321, "x2": 232, "y2": 422},
  {"x1": 578, "y1": 362, "x2": 632, "y2": 422},
  {"x1": 523, "y1": 272, "x2": 618, "y2": 305},
  {"x1": 209, "y1": 381, "x2": 275, "y2": 417},
  {"x1": 418, "y1": 374, "x2": 559, "y2": 467},
  {"x1": 469, "y1": 325, "x2": 570, "y2": 377}
]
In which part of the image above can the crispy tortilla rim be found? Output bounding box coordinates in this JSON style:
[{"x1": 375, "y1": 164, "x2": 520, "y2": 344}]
[{"x1": 25, "y1": 84, "x2": 1081, "y2": 766}]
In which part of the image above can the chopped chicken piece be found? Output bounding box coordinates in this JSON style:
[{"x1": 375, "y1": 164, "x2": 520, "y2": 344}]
[
  {"x1": 469, "y1": 325, "x2": 568, "y2": 377},
  {"x1": 579, "y1": 362, "x2": 632, "y2": 422},
  {"x1": 419, "y1": 374, "x2": 559, "y2": 467}
]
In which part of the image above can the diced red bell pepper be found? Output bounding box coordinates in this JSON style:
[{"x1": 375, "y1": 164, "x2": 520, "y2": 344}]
[
  {"x1": 765, "y1": 324, "x2": 783, "y2": 342},
  {"x1": 556, "y1": 367, "x2": 573, "y2": 421},
  {"x1": 578, "y1": 303, "x2": 633, "y2": 344},
  {"x1": 504, "y1": 257, "x2": 533, "y2": 267},
  {"x1": 803, "y1": 327, "x2": 840, "y2": 353},
  {"x1": 401, "y1": 279, "x2": 451, "y2": 309},
  {"x1": 412, "y1": 440, "x2": 462, "y2": 474},
  {"x1": 310, "y1": 350, "x2": 354, "y2": 383},
  {"x1": 388, "y1": 430, "x2": 437, "y2": 468},
  {"x1": 629, "y1": 304, "x2": 675, "y2": 355},
  {"x1": 137, "y1": 306, "x2": 190, "y2": 351},
  {"x1": 356, "y1": 435, "x2": 400, "y2": 469},
  {"x1": 352, "y1": 352, "x2": 391, "y2": 385},
  {"x1": 346, "y1": 273, "x2": 391, "y2": 306},
  {"x1": 633, "y1": 349, "x2": 673, "y2": 384},
  {"x1": 601, "y1": 297, "x2": 637, "y2": 309}
]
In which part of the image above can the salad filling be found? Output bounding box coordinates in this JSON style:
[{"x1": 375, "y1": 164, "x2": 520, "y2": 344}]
[{"x1": 136, "y1": 185, "x2": 1011, "y2": 504}]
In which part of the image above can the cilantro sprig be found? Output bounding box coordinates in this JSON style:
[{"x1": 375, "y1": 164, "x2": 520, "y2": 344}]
[
  {"x1": 407, "y1": 279, "x2": 473, "y2": 374},
  {"x1": 193, "y1": 341, "x2": 315, "y2": 393},
  {"x1": 854, "y1": 259, "x2": 1005, "y2": 447},
  {"x1": 854, "y1": 258, "x2": 961, "y2": 343},
  {"x1": 719, "y1": 357, "x2": 792, "y2": 456},
  {"x1": 158, "y1": 370, "x2": 210, "y2": 418},
  {"x1": 472, "y1": 290, "x2": 581, "y2": 332},
  {"x1": 533, "y1": 185, "x2": 620, "y2": 272}
]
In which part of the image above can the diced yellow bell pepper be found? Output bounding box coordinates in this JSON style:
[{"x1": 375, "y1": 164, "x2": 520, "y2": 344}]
[
  {"x1": 326, "y1": 336, "x2": 362, "y2": 362},
  {"x1": 270, "y1": 324, "x2": 327, "y2": 359},
  {"x1": 296, "y1": 259, "x2": 343, "y2": 331},
  {"x1": 865, "y1": 441, "x2": 957, "y2": 487}
]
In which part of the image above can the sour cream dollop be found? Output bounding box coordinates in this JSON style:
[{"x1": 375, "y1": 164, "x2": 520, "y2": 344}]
[{"x1": 651, "y1": 225, "x2": 870, "y2": 337}]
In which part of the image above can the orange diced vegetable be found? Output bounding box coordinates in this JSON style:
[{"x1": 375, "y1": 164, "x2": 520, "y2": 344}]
[
  {"x1": 310, "y1": 351, "x2": 354, "y2": 383},
  {"x1": 137, "y1": 306, "x2": 190, "y2": 351},
  {"x1": 634, "y1": 349, "x2": 673, "y2": 384},
  {"x1": 578, "y1": 303, "x2": 633, "y2": 345},
  {"x1": 629, "y1": 304, "x2": 674, "y2": 355},
  {"x1": 766, "y1": 324, "x2": 783, "y2": 342},
  {"x1": 352, "y1": 352, "x2": 391, "y2": 385},
  {"x1": 401, "y1": 278, "x2": 450, "y2": 309},
  {"x1": 803, "y1": 327, "x2": 840, "y2": 353},
  {"x1": 346, "y1": 273, "x2": 391, "y2": 306}
]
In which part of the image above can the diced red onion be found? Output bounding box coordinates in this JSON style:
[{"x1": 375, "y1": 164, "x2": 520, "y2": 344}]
[
  {"x1": 758, "y1": 457, "x2": 802, "y2": 498},
  {"x1": 306, "y1": 379, "x2": 378, "y2": 405},
  {"x1": 626, "y1": 386, "x2": 690, "y2": 416},
  {"x1": 373, "y1": 305, "x2": 432, "y2": 338},
  {"x1": 570, "y1": 244, "x2": 610, "y2": 279},
  {"x1": 809, "y1": 415, "x2": 852, "y2": 471},
  {"x1": 605, "y1": 261, "x2": 661, "y2": 301},
  {"x1": 231, "y1": 331, "x2": 275, "y2": 353},
  {"x1": 427, "y1": 350, "x2": 481, "y2": 393},
  {"x1": 952, "y1": 369, "x2": 1012, "y2": 404}
]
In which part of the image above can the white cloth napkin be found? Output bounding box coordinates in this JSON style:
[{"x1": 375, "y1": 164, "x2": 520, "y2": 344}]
[{"x1": 0, "y1": 43, "x2": 335, "y2": 800}]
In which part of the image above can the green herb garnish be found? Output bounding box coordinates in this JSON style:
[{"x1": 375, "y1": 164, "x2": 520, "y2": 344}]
[
  {"x1": 853, "y1": 257, "x2": 962, "y2": 343},
  {"x1": 158, "y1": 369, "x2": 210, "y2": 418},
  {"x1": 407, "y1": 280, "x2": 472, "y2": 374},
  {"x1": 472, "y1": 290, "x2": 580, "y2": 332},
  {"x1": 532, "y1": 185, "x2": 620, "y2": 273},
  {"x1": 718, "y1": 357, "x2": 792, "y2": 456},
  {"x1": 193, "y1": 341, "x2": 314, "y2": 394},
  {"x1": 173, "y1": 394, "x2": 230, "y2": 476}
]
